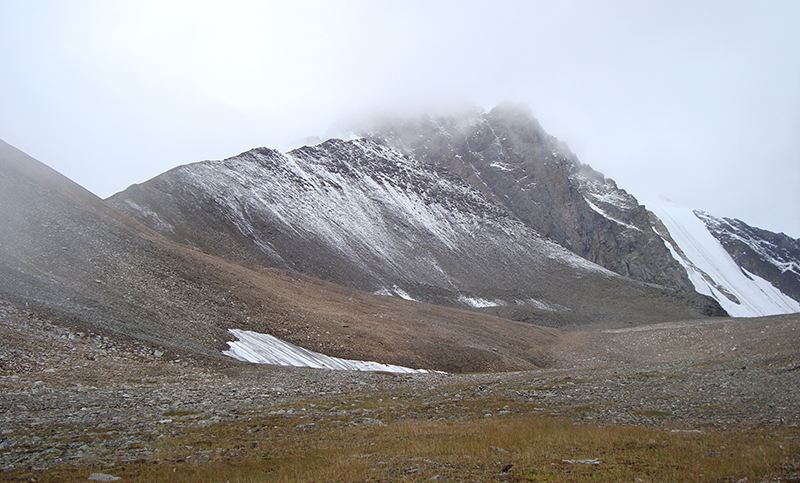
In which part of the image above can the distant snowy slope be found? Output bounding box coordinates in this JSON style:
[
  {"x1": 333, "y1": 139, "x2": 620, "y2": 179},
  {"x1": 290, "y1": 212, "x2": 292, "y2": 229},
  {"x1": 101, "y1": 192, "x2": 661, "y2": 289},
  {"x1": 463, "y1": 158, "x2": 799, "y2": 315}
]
[
  {"x1": 647, "y1": 199, "x2": 800, "y2": 317},
  {"x1": 694, "y1": 210, "x2": 800, "y2": 305}
]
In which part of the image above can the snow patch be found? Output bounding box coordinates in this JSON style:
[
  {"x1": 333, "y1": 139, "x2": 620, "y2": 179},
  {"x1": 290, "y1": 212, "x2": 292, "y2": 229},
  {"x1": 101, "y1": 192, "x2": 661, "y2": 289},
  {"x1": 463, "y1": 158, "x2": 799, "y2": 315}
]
[
  {"x1": 223, "y1": 329, "x2": 433, "y2": 373},
  {"x1": 516, "y1": 298, "x2": 567, "y2": 312},
  {"x1": 458, "y1": 295, "x2": 504, "y2": 308},
  {"x1": 374, "y1": 285, "x2": 418, "y2": 301},
  {"x1": 584, "y1": 190, "x2": 632, "y2": 210}
]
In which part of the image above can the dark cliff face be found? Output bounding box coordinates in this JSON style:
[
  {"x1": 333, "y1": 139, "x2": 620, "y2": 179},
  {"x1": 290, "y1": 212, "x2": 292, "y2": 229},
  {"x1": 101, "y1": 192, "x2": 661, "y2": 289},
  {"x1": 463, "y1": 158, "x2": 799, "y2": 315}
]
[
  {"x1": 354, "y1": 103, "x2": 697, "y2": 294},
  {"x1": 695, "y1": 211, "x2": 800, "y2": 304}
]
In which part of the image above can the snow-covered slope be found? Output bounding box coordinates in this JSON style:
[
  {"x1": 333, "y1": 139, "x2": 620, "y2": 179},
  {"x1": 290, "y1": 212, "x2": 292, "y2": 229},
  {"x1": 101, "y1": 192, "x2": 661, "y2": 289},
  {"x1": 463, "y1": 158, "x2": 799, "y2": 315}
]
[
  {"x1": 111, "y1": 139, "x2": 598, "y2": 306},
  {"x1": 647, "y1": 199, "x2": 800, "y2": 317},
  {"x1": 694, "y1": 210, "x2": 800, "y2": 305}
]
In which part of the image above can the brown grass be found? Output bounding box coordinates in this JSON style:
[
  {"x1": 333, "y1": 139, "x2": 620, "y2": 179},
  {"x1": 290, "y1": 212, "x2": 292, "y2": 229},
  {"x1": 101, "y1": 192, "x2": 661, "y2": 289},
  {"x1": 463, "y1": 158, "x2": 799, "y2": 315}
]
[{"x1": 4, "y1": 394, "x2": 798, "y2": 483}]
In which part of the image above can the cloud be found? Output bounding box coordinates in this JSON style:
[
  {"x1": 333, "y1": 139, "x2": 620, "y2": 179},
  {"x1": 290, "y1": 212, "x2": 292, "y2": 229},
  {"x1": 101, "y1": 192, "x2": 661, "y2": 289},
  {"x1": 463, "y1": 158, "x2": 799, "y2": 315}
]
[{"x1": 1, "y1": 0, "x2": 798, "y2": 236}]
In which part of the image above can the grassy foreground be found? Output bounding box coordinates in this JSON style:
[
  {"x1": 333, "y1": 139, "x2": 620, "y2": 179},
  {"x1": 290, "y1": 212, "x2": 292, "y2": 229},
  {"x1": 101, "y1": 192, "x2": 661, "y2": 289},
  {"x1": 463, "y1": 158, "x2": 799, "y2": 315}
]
[{"x1": 3, "y1": 390, "x2": 799, "y2": 483}]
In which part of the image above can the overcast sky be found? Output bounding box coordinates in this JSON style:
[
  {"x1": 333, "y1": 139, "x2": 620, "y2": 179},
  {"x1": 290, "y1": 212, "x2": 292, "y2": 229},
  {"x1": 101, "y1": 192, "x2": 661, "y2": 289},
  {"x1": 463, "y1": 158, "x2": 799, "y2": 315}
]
[{"x1": 1, "y1": 1, "x2": 799, "y2": 237}]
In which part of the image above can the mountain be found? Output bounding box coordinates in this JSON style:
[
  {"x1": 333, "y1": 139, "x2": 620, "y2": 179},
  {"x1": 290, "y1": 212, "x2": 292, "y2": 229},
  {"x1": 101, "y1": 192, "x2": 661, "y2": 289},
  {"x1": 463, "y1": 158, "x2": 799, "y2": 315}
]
[
  {"x1": 345, "y1": 103, "x2": 696, "y2": 294},
  {"x1": 646, "y1": 199, "x2": 800, "y2": 317},
  {"x1": 339, "y1": 103, "x2": 800, "y2": 318},
  {"x1": 108, "y1": 135, "x2": 723, "y2": 328},
  {"x1": 0, "y1": 138, "x2": 585, "y2": 373},
  {"x1": 108, "y1": 103, "x2": 800, "y2": 321},
  {"x1": 1, "y1": 98, "x2": 796, "y2": 377}
]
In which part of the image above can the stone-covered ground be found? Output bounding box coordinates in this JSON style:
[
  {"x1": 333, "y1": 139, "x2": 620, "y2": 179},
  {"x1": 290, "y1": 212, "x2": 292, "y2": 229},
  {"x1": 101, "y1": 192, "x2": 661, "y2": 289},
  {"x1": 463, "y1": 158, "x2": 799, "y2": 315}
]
[{"x1": 2, "y1": 302, "x2": 798, "y2": 476}]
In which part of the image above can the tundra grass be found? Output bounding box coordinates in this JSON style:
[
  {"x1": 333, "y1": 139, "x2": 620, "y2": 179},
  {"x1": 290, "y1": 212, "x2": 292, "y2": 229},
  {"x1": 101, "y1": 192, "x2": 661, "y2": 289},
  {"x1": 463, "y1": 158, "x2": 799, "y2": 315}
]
[{"x1": 3, "y1": 394, "x2": 799, "y2": 483}]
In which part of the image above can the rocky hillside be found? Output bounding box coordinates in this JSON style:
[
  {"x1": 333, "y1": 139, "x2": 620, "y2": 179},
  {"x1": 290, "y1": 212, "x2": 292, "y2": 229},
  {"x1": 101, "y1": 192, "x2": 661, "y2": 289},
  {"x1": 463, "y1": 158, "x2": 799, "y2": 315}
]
[
  {"x1": 0, "y1": 138, "x2": 584, "y2": 373},
  {"x1": 109, "y1": 137, "x2": 723, "y2": 326},
  {"x1": 346, "y1": 103, "x2": 800, "y2": 317}
]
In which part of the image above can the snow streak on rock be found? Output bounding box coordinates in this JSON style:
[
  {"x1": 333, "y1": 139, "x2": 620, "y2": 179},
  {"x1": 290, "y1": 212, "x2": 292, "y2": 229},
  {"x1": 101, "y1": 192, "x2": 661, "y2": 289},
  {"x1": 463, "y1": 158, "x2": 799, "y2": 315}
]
[
  {"x1": 223, "y1": 329, "x2": 432, "y2": 373},
  {"x1": 457, "y1": 294, "x2": 504, "y2": 308}
]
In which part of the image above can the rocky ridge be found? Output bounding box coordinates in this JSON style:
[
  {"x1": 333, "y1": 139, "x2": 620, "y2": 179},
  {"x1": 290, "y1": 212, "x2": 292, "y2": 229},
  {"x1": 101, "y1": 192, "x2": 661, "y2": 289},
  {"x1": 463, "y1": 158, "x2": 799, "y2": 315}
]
[{"x1": 109, "y1": 133, "x2": 723, "y2": 325}]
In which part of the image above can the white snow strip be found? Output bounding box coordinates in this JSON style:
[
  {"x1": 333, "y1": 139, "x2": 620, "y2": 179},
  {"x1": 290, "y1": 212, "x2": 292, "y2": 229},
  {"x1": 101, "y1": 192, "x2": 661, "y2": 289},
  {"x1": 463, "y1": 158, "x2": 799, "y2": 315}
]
[
  {"x1": 457, "y1": 295, "x2": 503, "y2": 308},
  {"x1": 488, "y1": 162, "x2": 514, "y2": 171},
  {"x1": 373, "y1": 286, "x2": 418, "y2": 301},
  {"x1": 584, "y1": 198, "x2": 641, "y2": 232},
  {"x1": 390, "y1": 286, "x2": 417, "y2": 301},
  {"x1": 647, "y1": 199, "x2": 800, "y2": 317},
  {"x1": 585, "y1": 189, "x2": 633, "y2": 209},
  {"x1": 223, "y1": 329, "x2": 432, "y2": 373}
]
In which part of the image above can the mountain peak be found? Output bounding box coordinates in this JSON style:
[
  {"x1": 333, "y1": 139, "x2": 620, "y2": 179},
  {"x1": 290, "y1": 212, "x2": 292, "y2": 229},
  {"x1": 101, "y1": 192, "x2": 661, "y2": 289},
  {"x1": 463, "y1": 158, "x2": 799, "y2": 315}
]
[
  {"x1": 108, "y1": 125, "x2": 726, "y2": 326},
  {"x1": 337, "y1": 104, "x2": 698, "y2": 294}
]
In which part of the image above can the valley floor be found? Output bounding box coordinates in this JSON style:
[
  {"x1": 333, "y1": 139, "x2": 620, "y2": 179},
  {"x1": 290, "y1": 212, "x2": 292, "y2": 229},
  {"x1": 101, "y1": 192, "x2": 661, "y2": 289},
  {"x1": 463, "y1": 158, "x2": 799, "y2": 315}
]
[{"x1": 1, "y1": 304, "x2": 799, "y2": 482}]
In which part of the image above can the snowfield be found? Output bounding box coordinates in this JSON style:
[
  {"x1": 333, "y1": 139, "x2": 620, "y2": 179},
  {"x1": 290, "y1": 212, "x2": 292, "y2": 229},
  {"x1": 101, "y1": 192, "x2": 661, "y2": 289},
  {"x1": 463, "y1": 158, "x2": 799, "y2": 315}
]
[
  {"x1": 646, "y1": 199, "x2": 800, "y2": 317},
  {"x1": 223, "y1": 329, "x2": 434, "y2": 373}
]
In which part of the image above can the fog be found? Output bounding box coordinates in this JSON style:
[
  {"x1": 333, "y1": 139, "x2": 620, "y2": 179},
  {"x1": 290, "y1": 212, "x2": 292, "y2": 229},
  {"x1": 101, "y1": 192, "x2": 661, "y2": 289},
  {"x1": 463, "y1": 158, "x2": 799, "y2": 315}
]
[{"x1": 1, "y1": 1, "x2": 798, "y2": 236}]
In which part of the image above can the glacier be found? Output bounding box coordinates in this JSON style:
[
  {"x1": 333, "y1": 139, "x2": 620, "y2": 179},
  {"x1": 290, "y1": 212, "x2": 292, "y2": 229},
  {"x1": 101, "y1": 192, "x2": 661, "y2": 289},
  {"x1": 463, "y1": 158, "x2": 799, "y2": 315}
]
[{"x1": 646, "y1": 199, "x2": 800, "y2": 317}]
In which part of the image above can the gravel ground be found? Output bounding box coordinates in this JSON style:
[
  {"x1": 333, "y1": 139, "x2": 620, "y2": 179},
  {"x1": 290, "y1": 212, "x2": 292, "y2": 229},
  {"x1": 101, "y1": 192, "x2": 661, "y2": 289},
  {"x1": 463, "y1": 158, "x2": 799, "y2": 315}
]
[{"x1": 1, "y1": 301, "x2": 798, "y2": 472}]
